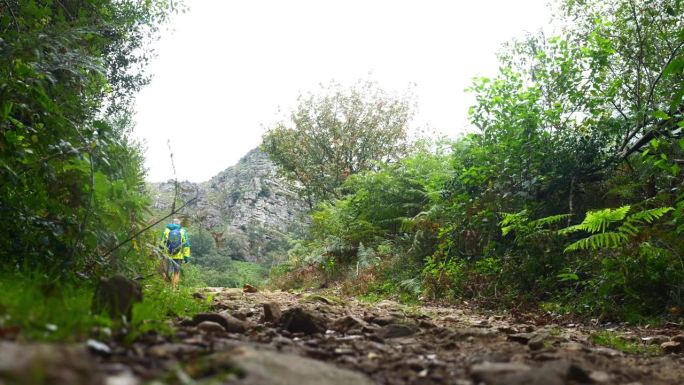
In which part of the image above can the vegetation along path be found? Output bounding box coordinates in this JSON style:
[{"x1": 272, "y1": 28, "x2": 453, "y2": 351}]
[{"x1": 1, "y1": 287, "x2": 682, "y2": 385}]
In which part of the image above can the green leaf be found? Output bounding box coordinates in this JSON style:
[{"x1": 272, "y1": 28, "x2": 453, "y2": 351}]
[{"x1": 653, "y1": 110, "x2": 670, "y2": 120}]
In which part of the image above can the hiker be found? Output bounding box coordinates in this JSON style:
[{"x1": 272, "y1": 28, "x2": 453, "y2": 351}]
[{"x1": 160, "y1": 218, "x2": 191, "y2": 287}]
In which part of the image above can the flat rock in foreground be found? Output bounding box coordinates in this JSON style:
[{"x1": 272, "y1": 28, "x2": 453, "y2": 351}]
[{"x1": 213, "y1": 346, "x2": 374, "y2": 385}]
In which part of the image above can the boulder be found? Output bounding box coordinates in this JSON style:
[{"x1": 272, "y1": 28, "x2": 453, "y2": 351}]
[{"x1": 280, "y1": 307, "x2": 327, "y2": 335}]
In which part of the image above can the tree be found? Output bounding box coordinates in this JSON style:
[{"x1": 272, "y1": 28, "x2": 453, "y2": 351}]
[
  {"x1": 262, "y1": 80, "x2": 414, "y2": 206},
  {"x1": 0, "y1": 0, "x2": 178, "y2": 275}
]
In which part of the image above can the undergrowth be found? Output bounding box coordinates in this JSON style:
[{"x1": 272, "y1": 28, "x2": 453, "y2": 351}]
[{"x1": 0, "y1": 268, "x2": 208, "y2": 342}]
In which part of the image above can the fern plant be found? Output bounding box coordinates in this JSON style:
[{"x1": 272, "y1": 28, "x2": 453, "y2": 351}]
[
  {"x1": 500, "y1": 210, "x2": 571, "y2": 246},
  {"x1": 559, "y1": 206, "x2": 673, "y2": 252}
]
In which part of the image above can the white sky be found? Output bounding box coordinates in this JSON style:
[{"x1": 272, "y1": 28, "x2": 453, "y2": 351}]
[{"x1": 134, "y1": 0, "x2": 553, "y2": 182}]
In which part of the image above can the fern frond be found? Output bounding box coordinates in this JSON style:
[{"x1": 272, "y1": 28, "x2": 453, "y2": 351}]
[
  {"x1": 530, "y1": 213, "x2": 572, "y2": 227},
  {"x1": 561, "y1": 206, "x2": 630, "y2": 235},
  {"x1": 564, "y1": 231, "x2": 628, "y2": 252},
  {"x1": 626, "y1": 207, "x2": 673, "y2": 224}
]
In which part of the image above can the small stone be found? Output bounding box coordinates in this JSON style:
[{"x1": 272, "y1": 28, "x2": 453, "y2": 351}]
[
  {"x1": 147, "y1": 343, "x2": 202, "y2": 359},
  {"x1": 192, "y1": 292, "x2": 206, "y2": 300},
  {"x1": 453, "y1": 328, "x2": 498, "y2": 339},
  {"x1": 591, "y1": 346, "x2": 622, "y2": 357},
  {"x1": 497, "y1": 325, "x2": 518, "y2": 334},
  {"x1": 377, "y1": 324, "x2": 416, "y2": 339},
  {"x1": 243, "y1": 283, "x2": 258, "y2": 293},
  {"x1": 671, "y1": 334, "x2": 684, "y2": 344},
  {"x1": 263, "y1": 302, "x2": 282, "y2": 323},
  {"x1": 661, "y1": 341, "x2": 682, "y2": 354},
  {"x1": 528, "y1": 335, "x2": 547, "y2": 350},
  {"x1": 470, "y1": 362, "x2": 531, "y2": 384},
  {"x1": 559, "y1": 342, "x2": 584, "y2": 351},
  {"x1": 641, "y1": 335, "x2": 669, "y2": 345},
  {"x1": 371, "y1": 316, "x2": 395, "y2": 326},
  {"x1": 197, "y1": 321, "x2": 225, "y2": 334},
  {"x1": 192, "y1": 313, "x2": 247, "y2": 333},
  {"x1": 589, "y1": 370, "x2": 612, "y2": 383},
  {"x1": 331, "y1": 316, "x2": 367, "y2": 333},
  {"x1": 508, "y1": 333, "x2": 534, "y2": 344},
  {"x1": 86, "y1": 339, "x2": 111, "y2": 357}
]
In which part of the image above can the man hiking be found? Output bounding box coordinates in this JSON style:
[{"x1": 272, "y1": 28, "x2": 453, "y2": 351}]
[{"x1": 160, "y1": 218, "x2": 190, "y2": 287}]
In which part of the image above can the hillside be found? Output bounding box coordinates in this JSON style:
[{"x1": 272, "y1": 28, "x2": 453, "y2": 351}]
[{"x1": 148, "y1": 148, "x2": 308, "y2": 263}]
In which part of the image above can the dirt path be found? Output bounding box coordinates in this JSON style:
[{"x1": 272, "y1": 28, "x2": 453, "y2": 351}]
[{"x1": 1, "y1": 288, "x2": 683, "y2": 385}]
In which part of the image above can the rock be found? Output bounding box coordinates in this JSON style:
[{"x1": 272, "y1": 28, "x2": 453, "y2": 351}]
[
  {"x1": 192, "y1": 312, "x2": 247, "y2": 333},
  {"x1": 86, "y1": 339, "x2": 112, "y2": 357},
  {"x1": 192, "y1": 346, "x2": 375, "y2": 385},
  {"x1": 0, "y1": 341, "x2": 103, "y2": 385},
  {"x1": 470, "y1": 362, "x2": 532, "y2": 384},
  {"x1": 642, "y1": 335, "x2": 669, "y2": 345},
  {"x1": 243, "y1": 284, "x2": 258, "y2": 293},
  {"x1": 559, "y1": 342, "x2": 584, "y2": 351},
  {"x1": 661, "y1": 341, "x2": 682, "y2": 354},
  {"x1": 197, "y1": 321, "x2": 226, "y2": 334},
  {"x1": 497, "y1": 325, "x2": 518, "y2": 334},
  {"x1": 263, "y1": 302, "x2": 282, "y2": 323},
  {"x1": 304, "y1": 295, "x2": 336, "y2": 304},
  {"x1": 147, "y1": 343, "x2": 203, "y2": 358},
  {"x1": 280, "y1": 307, "x2": 327, "y2": 334},
  {"x1": 528, "y1": 334, "x2": 547, "y2": 350},
  {"x1": 590, "y1": 346, "x2": 622, "y2": 357},
  {"x1": 192, "y1": 292, "x2": 207, "y2": 300},
  {"x1": 453, "y1": 328, "x2": 498, "y2": 339},
  {"x1": 371, "y1": 316, "x2": 395, "y2": 326},
  {"x1": 671, "y1": 334, "x2": 684, "y2": 344},
  {"x1": 91, "y1": 275, "x2": 142, "y2": 322},
  {"x1": 377, "y1": 324, "x2": 416, "y2": 339},
  {"x1": 545, "y1": 361, "x2": 592, "y2": 383},
  {"x1": 508, "y1": 333, "x2": 534, "y2": 344},
  {"x1": 104, "y1": 372, "x2": 139, "y2": 385},
  {"x1": 589, "y1": 370, "x2": 612, "y2": 383},
  {"x1": 442, "y1": 315, "x2": 460, "y2": 323},
  {"x1": 331, "y1": 316, "x2": 367, "y2": 333}
]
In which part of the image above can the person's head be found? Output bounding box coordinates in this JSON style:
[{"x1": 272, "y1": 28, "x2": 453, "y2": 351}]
[{"x1": 173, "y1": 218, "x2": 181, "y2": 226}]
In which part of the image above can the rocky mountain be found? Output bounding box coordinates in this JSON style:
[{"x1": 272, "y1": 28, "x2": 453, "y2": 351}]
[{"x1": 148, "y1": 148, "x2": 308, "y2": 262}]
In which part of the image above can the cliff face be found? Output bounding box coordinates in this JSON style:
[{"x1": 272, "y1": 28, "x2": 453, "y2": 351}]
[{"x1": 148, "y1": 148, "x2": 308, "y2": 262}]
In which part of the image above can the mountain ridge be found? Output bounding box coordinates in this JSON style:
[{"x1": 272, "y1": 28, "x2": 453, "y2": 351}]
[{"x1": 148, "y1": 148, "x2": 308, "y2": 262}]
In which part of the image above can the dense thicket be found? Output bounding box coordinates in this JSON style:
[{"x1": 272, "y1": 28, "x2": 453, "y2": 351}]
[
  {"x1": 268, "y1": 0, "x2": 684, "y2": 321},
  {"x1": 0, "y1": 0, "x2": 176, "y2": 276}
]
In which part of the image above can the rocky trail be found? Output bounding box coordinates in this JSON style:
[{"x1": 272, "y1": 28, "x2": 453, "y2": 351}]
[{"x1": 2, "y1": 288, "x2": 683, "y2": 385}]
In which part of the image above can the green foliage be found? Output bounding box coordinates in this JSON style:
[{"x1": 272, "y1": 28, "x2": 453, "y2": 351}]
[
  {"x1": 561, "y1": 206, "x2": 673, "y2": 251},
  {"x1": 0, "y1": 0, "x2": 179, "y2": 276},
  {"x1": 0, "y1": 269, "x2": 207, "y2": 342},
  {"x1": 271, "y1": 0, "x2": 684, "y2": 322}
]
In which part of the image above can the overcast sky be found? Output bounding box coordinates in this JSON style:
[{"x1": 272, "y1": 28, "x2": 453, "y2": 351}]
[{"x1": 134, "y1": 0, "x2": 553, "y2": 182}]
